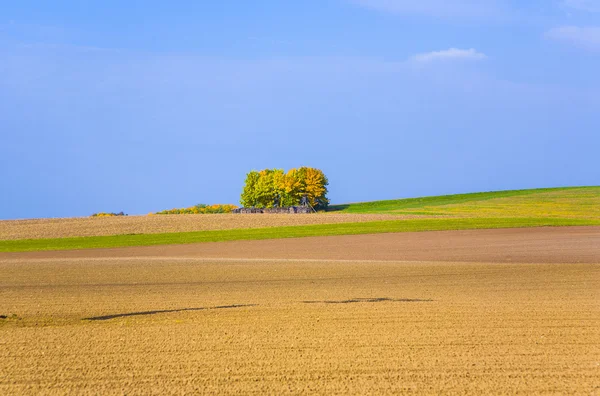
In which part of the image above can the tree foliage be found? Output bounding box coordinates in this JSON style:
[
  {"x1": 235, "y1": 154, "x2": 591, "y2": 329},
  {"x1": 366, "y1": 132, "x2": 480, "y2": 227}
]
[
  {"x1": 240, "y1": 167, "x2": 329, "y2": 210},
  {"x1": 240, "y1": 171, "x2": 260, "y2": 208}
]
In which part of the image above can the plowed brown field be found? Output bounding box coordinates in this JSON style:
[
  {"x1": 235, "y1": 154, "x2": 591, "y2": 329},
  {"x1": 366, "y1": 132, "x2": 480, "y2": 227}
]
[{"x1": 1, "y1": 227, "x2": 599, "y2": 394}]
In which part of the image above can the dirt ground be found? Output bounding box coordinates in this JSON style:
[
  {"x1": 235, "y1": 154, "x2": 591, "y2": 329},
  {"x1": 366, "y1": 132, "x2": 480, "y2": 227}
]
[
  {"x1": 5, "y1": 226, "x2": 600, "y2": 264},
  {"x1": 0, "y1": 213, "x2": 410, "y2": 240},
  {"x1": 1, "y1": 227, "x2": 599, "y2": 394}
]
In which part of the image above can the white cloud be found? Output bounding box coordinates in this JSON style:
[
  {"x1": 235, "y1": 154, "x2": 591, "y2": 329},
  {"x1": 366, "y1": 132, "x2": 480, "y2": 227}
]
[
  {"x1": 351, "y1": 0, "x2": 504, "y2": 18},
  {"x1": 563, "y1": 0, "x2": 600, "y2": 12},
  {"x1": 410, "y1": 48, "x2": 487, "y2": 63},
  {"x1": 546, "y1": 26, "x2": 600, "y2": 51}
]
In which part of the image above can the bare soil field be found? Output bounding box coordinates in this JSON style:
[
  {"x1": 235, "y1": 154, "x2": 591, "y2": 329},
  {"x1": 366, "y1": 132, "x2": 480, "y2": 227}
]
[
  {"x1": 1, "y1": 227, "x2": 599, "y2": 394},
  {"x1": 8, "y1": 226, "x2": 599, "y2": 264},
  {"x1": 0, "y1": 213, "x2": 411, "y2": 240}
]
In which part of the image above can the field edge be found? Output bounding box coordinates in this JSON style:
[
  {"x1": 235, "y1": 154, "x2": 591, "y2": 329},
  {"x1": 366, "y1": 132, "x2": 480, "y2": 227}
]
[{"x1": 2, "y1": 217, "x2": 599, "y2": 253}]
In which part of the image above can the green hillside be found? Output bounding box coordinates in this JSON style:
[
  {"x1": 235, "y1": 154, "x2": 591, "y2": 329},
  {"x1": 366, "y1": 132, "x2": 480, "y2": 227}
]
[{"x1": 328, "y1": 186, "x2": 600, "y2": 219}]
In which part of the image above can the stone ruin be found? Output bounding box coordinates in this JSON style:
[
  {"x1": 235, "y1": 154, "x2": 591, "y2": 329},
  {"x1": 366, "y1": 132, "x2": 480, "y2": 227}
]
[{"x1": 232, "y1": 206, "x2": 313, "y2": 214}]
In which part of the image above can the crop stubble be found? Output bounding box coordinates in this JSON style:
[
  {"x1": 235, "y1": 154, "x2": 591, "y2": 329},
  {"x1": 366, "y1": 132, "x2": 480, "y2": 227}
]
[
  {"x1": 0, "y1": 228, "x2": 599, "y2": 394},
  {"x1": 0, "y1": 214, "x2": 412, "y2": 241}
]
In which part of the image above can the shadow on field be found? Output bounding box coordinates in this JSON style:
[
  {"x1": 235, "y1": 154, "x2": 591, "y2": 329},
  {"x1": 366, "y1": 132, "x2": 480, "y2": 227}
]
[
  {"x1": 325, "y1": 204, "x2": 350, "y2": 212},
  {"x1": 84, "y1": 304, "x2": 258, "y2": 321},
  {"x1": 302, "y1": 298, "x2": 433, "y2": 304}
]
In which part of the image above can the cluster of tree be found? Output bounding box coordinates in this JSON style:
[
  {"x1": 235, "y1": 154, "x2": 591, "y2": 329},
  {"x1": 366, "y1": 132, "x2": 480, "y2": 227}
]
[
  {"x1": 155, "y1": 204, "x2": 238, "y2": 215},
  {"x1": 240, "y1": 167, "x2": 329, "y2": 210}
]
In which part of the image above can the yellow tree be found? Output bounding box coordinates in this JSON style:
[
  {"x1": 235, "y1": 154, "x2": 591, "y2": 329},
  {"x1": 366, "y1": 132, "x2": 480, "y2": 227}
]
[
  {"x1": 284, "y1": 167, "x2": 329, "y2": 209},
  {"x1": 271, "y1": 169, "x2": 287, "y2": 207},
  {"x1": 303, "y1": 167, "x2": 329, "y2": 209},
  {"x1": 282, "y1": 168, "x2": 303, "y2": 206}
]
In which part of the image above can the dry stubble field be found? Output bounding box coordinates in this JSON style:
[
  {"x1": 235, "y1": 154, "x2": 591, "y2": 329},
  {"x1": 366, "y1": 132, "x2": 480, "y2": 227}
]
[
  {"x1": 0, "y1": 213, "x2": 410, "y2": 241},
  {"x1": 1, "y1": 227, "x2": 599, "y2": 394}
]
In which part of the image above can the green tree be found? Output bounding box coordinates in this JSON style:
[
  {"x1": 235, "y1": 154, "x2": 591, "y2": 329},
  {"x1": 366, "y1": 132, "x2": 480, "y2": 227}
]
[
  {"x1": 240, "y1": 171, "x2": 260, "y2": 207},
  {"x1": 254, "y1": 169, "x2": 286, "y2": 208}
]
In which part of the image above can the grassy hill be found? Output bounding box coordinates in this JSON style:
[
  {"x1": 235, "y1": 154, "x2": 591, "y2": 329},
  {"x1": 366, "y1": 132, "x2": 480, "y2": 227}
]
[
  {"x1": 329, "y1": 186, "x2": 600, "y2": 219},
  {"x1": 1, "y1": 186, "x2": 598, "y2": 252}
]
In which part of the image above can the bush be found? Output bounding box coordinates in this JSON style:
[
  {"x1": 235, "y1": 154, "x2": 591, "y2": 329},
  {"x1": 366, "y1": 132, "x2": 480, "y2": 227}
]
[
  {"x1": 155, "y1": 204, "x2": 238, "y2": 215},
  {"x1": 91, "y1": 212, "x2": 127, "y2": 217}
]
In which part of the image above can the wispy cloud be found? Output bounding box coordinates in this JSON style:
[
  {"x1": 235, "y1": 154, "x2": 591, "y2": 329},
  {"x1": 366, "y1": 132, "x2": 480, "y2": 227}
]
[
  {"x1": 546, "y1": 26, "x2": 600, "y2": 51},
  {"x1": 351, "y1": 0, "x2": 504, "y2": 19},
  {"x1": 410, "y1": 48, "x2": 487, "y2": 63},
  {"x1": 563, "y1": 0, "x2": 600, "y2": 12}
]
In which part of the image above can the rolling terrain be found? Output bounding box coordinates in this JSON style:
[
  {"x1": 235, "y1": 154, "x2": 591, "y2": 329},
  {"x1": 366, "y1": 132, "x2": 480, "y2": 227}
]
[
  {"x1": 0, "y1": 186, "x2": 599, "y2": 253},
  {"x1": 1, "y1": 188, "x2": 598, "y2": 393},
  {"x1": 329, "y1": 186, "x2": 600, "y2": 218}
]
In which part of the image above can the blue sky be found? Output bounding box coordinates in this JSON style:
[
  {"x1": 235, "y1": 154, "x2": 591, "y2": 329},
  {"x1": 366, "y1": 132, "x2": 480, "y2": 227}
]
[{"x1": 1, "y1": 0, "x2": 599, "y2": 219}]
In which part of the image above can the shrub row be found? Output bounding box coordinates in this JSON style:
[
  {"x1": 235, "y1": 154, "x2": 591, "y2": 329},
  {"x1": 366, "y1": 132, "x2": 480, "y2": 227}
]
[
  {"x1": 91, "y1": 212, "x2": 127, "y2": 217},
  {"x1": 155, "y1": 204, "x2": 238, "y2": 215}
]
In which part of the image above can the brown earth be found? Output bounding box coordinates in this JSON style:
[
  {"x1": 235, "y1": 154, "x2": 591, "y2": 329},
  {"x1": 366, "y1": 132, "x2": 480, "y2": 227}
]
[
  {"x1": 1, "y1": 227, "x2": 599, "y2": 394},
  {"x1": 5, "y1": 226, "x2": 599, "y2": 264},
  {"x1": 0, "y1": 213, "x2": 411, "y2": 240}
]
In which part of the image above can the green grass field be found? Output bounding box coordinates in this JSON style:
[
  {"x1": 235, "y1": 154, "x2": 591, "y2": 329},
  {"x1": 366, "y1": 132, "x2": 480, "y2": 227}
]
[
  {"x1": 1, "y1": 186, "x2": 598, "y2": 253},
  {"x1": 329, "y1": 186, "x2": 600, "y2": 218}
]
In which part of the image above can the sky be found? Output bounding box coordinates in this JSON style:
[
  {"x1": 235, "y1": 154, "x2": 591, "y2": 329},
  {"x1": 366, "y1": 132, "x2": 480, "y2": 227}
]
[{"x1": 1, "y1": 1, "x2": 599, "y2": 219}]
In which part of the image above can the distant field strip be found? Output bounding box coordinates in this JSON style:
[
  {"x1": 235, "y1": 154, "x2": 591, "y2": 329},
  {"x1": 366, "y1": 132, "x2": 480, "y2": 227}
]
[
  {"x1": 1, "y1": 217, "x2": 599, "y2": 253},
  {"x1": 0, "y1": 257, "x2": 428, "y2": 264},
  {"x1": 0, "y1": 213, "x2": 405, "y2": 241}
]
